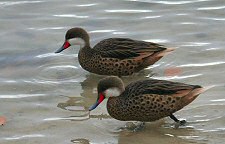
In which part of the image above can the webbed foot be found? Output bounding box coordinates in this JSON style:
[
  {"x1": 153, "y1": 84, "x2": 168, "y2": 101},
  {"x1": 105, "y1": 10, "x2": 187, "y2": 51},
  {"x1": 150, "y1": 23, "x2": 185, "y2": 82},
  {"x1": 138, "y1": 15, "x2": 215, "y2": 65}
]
[{"x1": 170, "y1": 114, "x2": 187, "y2": 128}]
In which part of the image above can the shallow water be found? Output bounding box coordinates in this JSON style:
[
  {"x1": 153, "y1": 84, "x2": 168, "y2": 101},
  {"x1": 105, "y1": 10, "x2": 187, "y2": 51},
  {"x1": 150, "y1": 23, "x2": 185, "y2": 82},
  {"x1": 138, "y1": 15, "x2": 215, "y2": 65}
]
[{"x1": 0, "y1": 0, "x2": 225, "y2": 143}]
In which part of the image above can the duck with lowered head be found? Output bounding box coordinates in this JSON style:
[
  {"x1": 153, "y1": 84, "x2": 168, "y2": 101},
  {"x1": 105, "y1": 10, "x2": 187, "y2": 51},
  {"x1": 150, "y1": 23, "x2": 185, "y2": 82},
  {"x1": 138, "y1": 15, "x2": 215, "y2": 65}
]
[{"x1": 89, "y1": 76, "x2": 209, "y2": 126}]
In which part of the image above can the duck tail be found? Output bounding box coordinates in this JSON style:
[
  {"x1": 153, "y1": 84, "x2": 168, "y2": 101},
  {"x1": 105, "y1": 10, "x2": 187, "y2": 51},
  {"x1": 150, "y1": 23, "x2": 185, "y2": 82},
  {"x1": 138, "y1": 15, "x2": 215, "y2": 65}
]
[
  {"x1": 139, "y1": 47, "x2": 175, "y2": 68},
  {"x1": 193, "y1": 85, "x2": 214, "y2": 95},
  {"x1": 157, "y1": 48, "x2": 176, "y2": 57},
  {"x1": 184, "y1": 85, "x2": 215, "y2": 104}
]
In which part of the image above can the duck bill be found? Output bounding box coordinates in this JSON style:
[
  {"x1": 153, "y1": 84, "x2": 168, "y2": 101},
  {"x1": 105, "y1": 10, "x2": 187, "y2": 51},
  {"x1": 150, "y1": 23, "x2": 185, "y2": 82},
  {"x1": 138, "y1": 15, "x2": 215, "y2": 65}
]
[
  {"x1": 89, "y1": 93, "x2": 105, "y2": 111},
  {"x1": 55, "y1": 41, "x2": 71, "y2": 53}
]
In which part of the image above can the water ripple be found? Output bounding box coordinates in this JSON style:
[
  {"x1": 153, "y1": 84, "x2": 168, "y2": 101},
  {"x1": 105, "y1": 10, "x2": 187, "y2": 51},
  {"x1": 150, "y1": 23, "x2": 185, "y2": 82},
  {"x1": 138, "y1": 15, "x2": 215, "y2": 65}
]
[
  {"x1": 202, "y1": 128, "x2": 225, "y2": 132},
  {"x1": 28, "y1": 27, "x2": 65, "y2": 31},
  {"x1": 90, "y1": 29, "x2": 116, "y2": 33},
  {"x1": 180, "y1": 22, "x2": 196, "y2": 25},
  {"x1": 141, "y1": 15, "x2": 162, "y2": 19},
  {"x1": 195, "y1": 119, "x2": 211, "y2": 122},
  {"x1": 4, "y1": 134, "x2": 45, "y2": 140},
  {"x1": 211, "y1": 99, "x2": 225, "y2": 102},
  {"x1": 0, "y1": 1, "x2": 43, "y2": 7},
  {"x1": 205, "y1": 47, "x2": 221, "y2": 51},
  {"x1": 178, "y1": 135, "x2": 206, "y2": 142},
  {"x1": 165, "y1": 134, "x2": 174, "y2": 137},
  {"x1": 153, "y1": 74, "x2": 202, "y2": 80},
  {"x1": 53, "y1": 14, "x2": 89, "y2": 19},
  {"x1": 144, "y1": 39, "x2": 169, "y2": 43},
  {"x1": 181, "y1": 42, "x2": 210, "y2": 47},
  {"x1": 178, "y1": 61, "x2": 225, "y2": 67},
  {"x1": 198, "y1": 5, "x2": 225, "y2": 10},
  {"x1": 128, "y1": 0, "x2": 210, "y2": 5},
  {"x1": 176, "y1": 13, "x2": 189, "y2": 16},
  {"x1": 0, "y1": 94, "x2": 46, "y2": 99},
  {"x1": 34, "y1": 61, "x2": 84, "y2": 84},
  {"x1": 44, "y1": 114, "x2": 89, "y2": 121},
  {"x1": 105, "y1": 9, "x2": 152, "y2": 13},
  {"x1": 193, "y1": 115, "x2": 207, "y2": 118},
  {"x1": 112, "y1": 31, "x2": 126, "y2": 35},
  {"x1": 76, "y1": 3, "x2": 98, "y2": 7},
  {"x1": 36, "y1": 53, "x2": 58, "y2": 58},
  {"x1": 201, "y1": 17, "x2": 225, "y2": 21},
  {"x1": 2, "y1": 80, "x2": 17, "y2": 83}
]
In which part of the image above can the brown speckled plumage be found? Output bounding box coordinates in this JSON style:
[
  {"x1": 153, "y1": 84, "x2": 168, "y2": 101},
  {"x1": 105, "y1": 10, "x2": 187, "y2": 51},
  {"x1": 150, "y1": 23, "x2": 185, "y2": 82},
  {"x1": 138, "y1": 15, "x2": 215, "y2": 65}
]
[
  {"x1": 56, "y1": 27, "x2": 174, "y2": 76},
  {"x1": 89, "y1": 76, "x2": 207, "y2": 123}
]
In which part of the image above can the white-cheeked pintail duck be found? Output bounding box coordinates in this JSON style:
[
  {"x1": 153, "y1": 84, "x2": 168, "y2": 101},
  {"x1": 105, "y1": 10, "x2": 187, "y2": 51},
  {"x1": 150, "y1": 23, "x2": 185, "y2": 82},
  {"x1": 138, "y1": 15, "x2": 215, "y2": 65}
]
[
  {"x1": 89, "y1": 76, "x2": 208, "y2": 125},
  {"x1": 55, "y1": 27, "x2": 174, "y2": 76}
]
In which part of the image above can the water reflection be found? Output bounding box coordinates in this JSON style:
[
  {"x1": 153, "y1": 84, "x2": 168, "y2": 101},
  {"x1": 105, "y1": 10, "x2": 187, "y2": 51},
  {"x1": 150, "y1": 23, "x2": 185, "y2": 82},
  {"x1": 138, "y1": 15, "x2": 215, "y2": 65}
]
[
  {"x1": 116, "y1": 126, "x2": 197, "y2": 144},
  {"x1": 56, "y1": 92, "x2": 112, "y2": 121},
  {"x1": 57, "y1": 96, "x2": 86, "y2": 111},
  {"x1": 71, "y1": 138, "x2": 90, "y2": 144}
]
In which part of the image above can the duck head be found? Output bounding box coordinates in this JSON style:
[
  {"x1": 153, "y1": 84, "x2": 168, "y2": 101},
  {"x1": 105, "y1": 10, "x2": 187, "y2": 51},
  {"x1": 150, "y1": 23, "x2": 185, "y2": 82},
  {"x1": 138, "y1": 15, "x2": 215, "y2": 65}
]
[
  {"x1": 55, "y1": 27, "x2": 90, "y2": 53},
  {"x1": 89, "y1": 76, "x2": 125, "y2": 111}
]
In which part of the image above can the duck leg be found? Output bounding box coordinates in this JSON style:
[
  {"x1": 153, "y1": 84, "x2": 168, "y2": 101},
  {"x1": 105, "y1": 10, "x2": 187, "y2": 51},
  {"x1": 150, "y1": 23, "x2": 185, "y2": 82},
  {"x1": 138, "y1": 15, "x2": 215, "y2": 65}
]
[
  {"x1": 134, "y1": 122, "x2": 145, "y2": 132},
  {"x1": 169, "y1": 114, "x2": 186, "y2": 125}
]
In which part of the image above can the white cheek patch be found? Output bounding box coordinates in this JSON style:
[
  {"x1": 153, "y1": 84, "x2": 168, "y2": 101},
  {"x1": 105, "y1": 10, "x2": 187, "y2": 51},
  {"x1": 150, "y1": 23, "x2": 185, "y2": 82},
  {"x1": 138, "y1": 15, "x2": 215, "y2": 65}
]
[
  {"x1": 68, "y1": 38, "x2": 85, "y2": 47},
  {"x1": 104, "y1": 88, "x2": 122, "y2": 97}
]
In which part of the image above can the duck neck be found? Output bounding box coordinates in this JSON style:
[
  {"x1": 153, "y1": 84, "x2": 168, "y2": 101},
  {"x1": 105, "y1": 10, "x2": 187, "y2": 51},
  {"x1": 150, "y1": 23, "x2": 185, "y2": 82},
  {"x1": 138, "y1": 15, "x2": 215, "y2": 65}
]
[
  {"x1": 78, "y1": 44, "x2": 94, "y2": 70},
  {"x1": 81, "y1": 43, "x2": 92, "y2": 53}
]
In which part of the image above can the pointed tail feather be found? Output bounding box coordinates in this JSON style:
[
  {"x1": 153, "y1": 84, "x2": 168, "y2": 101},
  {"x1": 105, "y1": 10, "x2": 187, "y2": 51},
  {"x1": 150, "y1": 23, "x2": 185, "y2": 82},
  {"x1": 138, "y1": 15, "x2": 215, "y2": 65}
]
[
  {"x1": 184, "y1": 85, "x2": 215, "y2": 104},
  {"x1": 157, "y1": 48, "x2": 176, "y2": 57},
  {"x1": 192, "y1": 85, "x2": 215, "y2": 96}
]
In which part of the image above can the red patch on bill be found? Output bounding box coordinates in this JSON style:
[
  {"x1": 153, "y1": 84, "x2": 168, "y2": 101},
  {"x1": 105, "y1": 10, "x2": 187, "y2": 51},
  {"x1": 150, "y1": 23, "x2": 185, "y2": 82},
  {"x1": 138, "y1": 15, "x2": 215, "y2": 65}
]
[
  {"x1": 98, "y1": 93, "x2": 105, "y2": 104},
  {"x1": 63, "y1": 41, "x2": 71, "y2": 49}
]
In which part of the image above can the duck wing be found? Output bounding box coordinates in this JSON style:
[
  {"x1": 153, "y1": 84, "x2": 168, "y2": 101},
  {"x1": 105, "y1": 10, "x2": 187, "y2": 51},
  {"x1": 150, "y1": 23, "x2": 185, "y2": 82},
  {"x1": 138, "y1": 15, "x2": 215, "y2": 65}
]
[
  {"x1": 123, "y1": 79, "x2": 202, "y2": 98},
  {"x1": 93, "y1": 38, "x2": 166, "y2": 60}
]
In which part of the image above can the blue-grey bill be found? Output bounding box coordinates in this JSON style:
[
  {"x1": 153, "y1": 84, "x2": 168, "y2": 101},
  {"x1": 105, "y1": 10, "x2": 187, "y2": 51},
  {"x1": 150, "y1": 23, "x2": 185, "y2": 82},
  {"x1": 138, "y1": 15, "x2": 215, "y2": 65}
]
[
  {"x1": 55, "y1": 46, "x2": 64, "y2": 53},
  {"x1": 89, "y1": 102, "x2": 99, "y2": 111}
]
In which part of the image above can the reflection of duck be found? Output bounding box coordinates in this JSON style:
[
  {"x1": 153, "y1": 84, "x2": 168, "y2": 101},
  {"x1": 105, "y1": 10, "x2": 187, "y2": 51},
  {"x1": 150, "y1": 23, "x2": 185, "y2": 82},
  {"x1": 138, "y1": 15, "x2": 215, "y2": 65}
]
[
  {"x1": 71, "y1": 138, "x2": 90, "y2": 144},
  {"x1": 57, "y1": 96, "x2": 87, "y2": 111},
  {"x1": 55, "y1": 27, "x2": 174, "y2": 76},
  {"x1": 56, "y1": 95, "x2": 112, "y2": 121},
  {"x1": 56, "y1": 96, "x2": 90, "y2": 121},
  {"x1": 89, "y1": 76, "x2": 208, "y2": 125}
]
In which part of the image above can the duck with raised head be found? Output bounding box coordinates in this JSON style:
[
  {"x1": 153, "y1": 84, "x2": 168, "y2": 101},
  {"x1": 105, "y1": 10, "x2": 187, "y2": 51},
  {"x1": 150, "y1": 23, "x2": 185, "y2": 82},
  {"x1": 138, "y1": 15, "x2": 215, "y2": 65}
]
[
  {"x1": 89, "y1": 76, "x2": 209, "y2": 125},
  {"x1": 55, "y1": 27, "x2": 174, "y2": 76}
]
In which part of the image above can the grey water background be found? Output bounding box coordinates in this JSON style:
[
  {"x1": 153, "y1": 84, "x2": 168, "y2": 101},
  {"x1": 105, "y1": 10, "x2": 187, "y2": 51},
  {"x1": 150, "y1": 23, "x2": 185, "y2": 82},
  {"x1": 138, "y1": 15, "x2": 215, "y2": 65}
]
[{"x1": 0, "y1": 0, "x2": 225, "y2": 143}]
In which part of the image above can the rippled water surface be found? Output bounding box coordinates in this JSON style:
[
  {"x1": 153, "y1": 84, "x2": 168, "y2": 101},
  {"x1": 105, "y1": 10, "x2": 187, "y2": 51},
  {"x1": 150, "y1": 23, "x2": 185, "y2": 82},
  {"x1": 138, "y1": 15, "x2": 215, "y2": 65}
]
[{"x1": 1, "y1": 0, "x2": 225, "y2": 144}]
